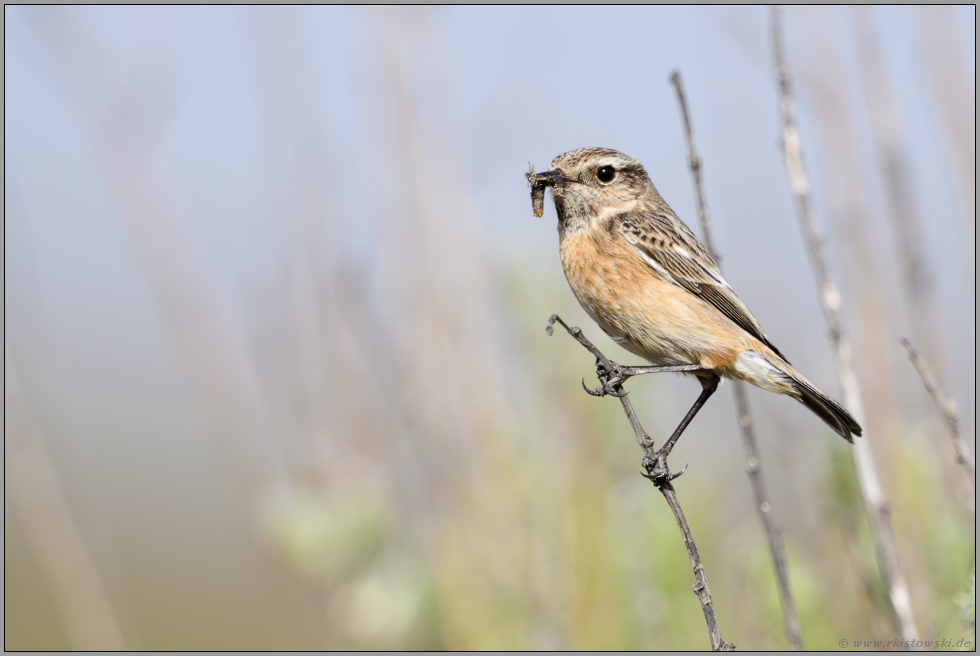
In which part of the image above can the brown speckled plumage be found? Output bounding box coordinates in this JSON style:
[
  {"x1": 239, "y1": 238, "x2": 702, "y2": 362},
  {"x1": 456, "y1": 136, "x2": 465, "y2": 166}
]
[{"x1": 536, "y1": 147, "x2": 861, "y2": 441}]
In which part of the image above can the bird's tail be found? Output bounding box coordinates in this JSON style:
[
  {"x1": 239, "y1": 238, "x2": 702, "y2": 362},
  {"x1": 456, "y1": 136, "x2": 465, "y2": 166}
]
[
  {"x1": 734, "y1": 349, "x2": 862, "y2": 442},
  {"x1": 785, "y1": 368, "x2": 862, "y2": 443}
]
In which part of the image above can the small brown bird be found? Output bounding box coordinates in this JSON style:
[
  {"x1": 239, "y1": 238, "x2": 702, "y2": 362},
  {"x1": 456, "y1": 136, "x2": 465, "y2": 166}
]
[{"x1": 533, "y1": 147, "x2": 861, "y2": 442}]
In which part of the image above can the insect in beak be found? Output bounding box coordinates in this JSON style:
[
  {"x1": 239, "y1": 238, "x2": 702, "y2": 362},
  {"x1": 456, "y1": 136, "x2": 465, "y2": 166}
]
[{"x1": 527, "y1": 165, "x2": 575, "y2": 217}]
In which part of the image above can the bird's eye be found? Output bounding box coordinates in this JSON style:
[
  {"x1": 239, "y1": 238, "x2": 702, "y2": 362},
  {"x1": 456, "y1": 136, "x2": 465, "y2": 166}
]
[{"x1": 596, "y1": 165, "x2": 617, "y2": 184}]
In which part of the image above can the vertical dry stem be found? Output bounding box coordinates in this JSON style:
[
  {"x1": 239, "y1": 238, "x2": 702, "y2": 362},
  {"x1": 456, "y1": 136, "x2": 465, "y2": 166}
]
[
  {"x1": 771, "y1": 6, "x2": 919, "y2": 642},
  {"x1": 669, "y1": 72, "x2": 719, "y2": 264},
  {"x1": 900, "y1": 338, "x2": 975, "y2": 492},
  {"x1": 670, "y1": 69, "x2": 803, "y2": 651},
  {"x1": 795, "y1": 7, "x2": 903, "y2": 446}
]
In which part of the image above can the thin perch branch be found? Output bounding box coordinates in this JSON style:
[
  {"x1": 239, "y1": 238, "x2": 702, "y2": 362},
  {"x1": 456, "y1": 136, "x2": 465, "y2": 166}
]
[
  {"x1": 658, "y1": 479, "x2": 735, "y2": 652},
  {"x1": 547, "y1": 314, "x2": 735, "y2": 651},
  {"x1": 900, "y1": 338, "x2": 975, "y2": 491},
  {"x1": 671, "y1": 69, "x2": 804, "y2": 651},
  {"x1": 771, "y1": 6, "x2": 919, "y2": 642}
]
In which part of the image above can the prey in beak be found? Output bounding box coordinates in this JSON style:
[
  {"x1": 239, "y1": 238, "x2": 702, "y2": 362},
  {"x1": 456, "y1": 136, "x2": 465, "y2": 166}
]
[{"x1": 526, "y1": 164, "x2": 575, "y2": 217}]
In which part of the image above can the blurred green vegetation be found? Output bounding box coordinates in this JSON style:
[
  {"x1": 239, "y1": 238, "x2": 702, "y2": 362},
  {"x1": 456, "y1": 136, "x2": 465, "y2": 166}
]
[{"x1": 6, "y1": 214, "x2": 975, "y2": 652}]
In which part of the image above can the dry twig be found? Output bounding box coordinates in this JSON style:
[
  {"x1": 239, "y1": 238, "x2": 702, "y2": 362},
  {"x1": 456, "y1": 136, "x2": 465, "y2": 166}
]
[
  {"x1": 771, "y1": 6, "x2": 919, "y2": 642},
  {"x1": 546, "y1": 314, "x2": 735, "y2": 651},
  {"x1": 900, "y1": 338, "x2": 976, "y2": 491},
  {"x1": 670, "y1": 69, "x2": 803, "y2": 651}
]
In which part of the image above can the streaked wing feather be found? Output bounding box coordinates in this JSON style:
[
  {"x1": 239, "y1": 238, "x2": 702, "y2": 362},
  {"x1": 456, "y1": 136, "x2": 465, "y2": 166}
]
[{"x1": 623, "y1": 217, "x2": 790, "y2": 363}]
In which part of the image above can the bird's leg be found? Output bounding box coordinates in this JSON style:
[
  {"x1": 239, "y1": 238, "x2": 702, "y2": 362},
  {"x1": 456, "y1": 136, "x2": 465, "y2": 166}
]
[
  {"x1": 643, "y1": 377, "x2": 719, "y2": 484},
  {"x1": 586, "y1": 361, "x2": 706, "y2": 397}
]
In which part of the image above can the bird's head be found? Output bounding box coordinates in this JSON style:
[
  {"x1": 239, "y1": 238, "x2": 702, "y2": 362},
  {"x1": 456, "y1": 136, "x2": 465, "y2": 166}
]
[{"x1": 530, "y1": 147, "x2": 657, "y2": 236}]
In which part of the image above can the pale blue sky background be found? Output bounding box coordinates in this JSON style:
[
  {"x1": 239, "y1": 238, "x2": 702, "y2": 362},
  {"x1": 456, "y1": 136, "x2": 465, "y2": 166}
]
[{"x1": 7, "y1": 5, "x2": 974, "y2": 418}]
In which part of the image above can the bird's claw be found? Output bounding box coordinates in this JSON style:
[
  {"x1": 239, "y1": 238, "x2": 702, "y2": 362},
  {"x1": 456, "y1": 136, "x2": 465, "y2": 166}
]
[
  {"x1": 582, "y1": 360, "x2": 630, "y2": 397},
  {"x1": 582, "y1": 378, "x2": 603, "y2": 397},
  {"x1": 581, "y1": 377, "x2": 629, "y2": 398}
]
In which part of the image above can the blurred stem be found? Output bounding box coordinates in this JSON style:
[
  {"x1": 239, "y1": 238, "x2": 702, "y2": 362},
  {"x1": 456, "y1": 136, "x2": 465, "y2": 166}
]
[
  {"x1": 851, "y1": 7, "x2": 944, "y2": 377},
  {"x1": 26, "y1": 6, "x2": 290, "y2": 503},
  {"x1": 900, "y1": 338, "x2": 976, "y2": 493},
  {"x1": 546, "y1": 315, "x2": 735, "y2": 651},
  {"x1": 5, "y1": 344, "x2": 127, "y2": 650},
  {"x1": 670, "y1": 69, "x2": 804, "y2": 651},
  {"x1": 771, "y1": 6, "x2": 919, "y2": 642},
  {"x1": 913, "y1": 6, "x2": 976, "y2": 261}
]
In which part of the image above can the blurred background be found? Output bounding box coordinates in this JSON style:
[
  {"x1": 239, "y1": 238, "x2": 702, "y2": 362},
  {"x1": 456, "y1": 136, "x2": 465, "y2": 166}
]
[{"x1": 4, "y1": 6, "x2": 975, "y2": 650}]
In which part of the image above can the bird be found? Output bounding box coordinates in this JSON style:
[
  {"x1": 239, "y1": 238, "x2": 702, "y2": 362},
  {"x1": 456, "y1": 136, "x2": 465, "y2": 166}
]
[{"x1": 531, "y1": 147, "x2": 861, "y2": 443}]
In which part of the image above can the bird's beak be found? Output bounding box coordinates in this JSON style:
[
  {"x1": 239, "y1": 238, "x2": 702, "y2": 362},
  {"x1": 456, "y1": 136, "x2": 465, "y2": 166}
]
[
  {"x1": 528, "y1": 168, "x2": 576, "y2": 217},
  {"x1": 533, "y1": 170, "x2": 575, "y2": 187}
]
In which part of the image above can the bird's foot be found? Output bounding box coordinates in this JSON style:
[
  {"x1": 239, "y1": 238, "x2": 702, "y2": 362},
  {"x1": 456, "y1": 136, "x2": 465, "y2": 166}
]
[
  {"x1": 582, "y1": 359, "x2": 631, "y2": 397},
  {"x1": 641, "y1": 451, "x2": 688, "y2": 487}
]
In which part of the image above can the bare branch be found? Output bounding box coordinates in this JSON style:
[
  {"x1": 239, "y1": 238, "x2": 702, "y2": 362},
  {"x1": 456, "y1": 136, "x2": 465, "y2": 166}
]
[
  {"x1": 771, "y1": 6, "x2": 919, "y2": 642},
  {"x1": 900, "y1": 338, "x2": 976, "y2": 491},
  {"x1": 547, "y1": 314, "x2": 734, "y2": 651},
  {"x1": 668, "y1": 71, "x2": 719, "y2": 265},
  {"x1": 671, "y1": 69, "x2": 804, "y2": 651},
  {"x1": 658, "y1": 480, "x2": 736, "y2": 652}
]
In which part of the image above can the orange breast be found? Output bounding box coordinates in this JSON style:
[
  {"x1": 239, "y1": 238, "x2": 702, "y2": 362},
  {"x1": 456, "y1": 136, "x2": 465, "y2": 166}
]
[{"x1": 559, "y1": 228, "x2": 751, "y2": 375}]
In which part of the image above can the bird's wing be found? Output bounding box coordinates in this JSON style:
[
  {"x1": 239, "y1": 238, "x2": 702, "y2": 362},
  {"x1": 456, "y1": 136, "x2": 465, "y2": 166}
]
[{"x1": 619, "y1": 210, "x2": 789, "y2": 363}]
